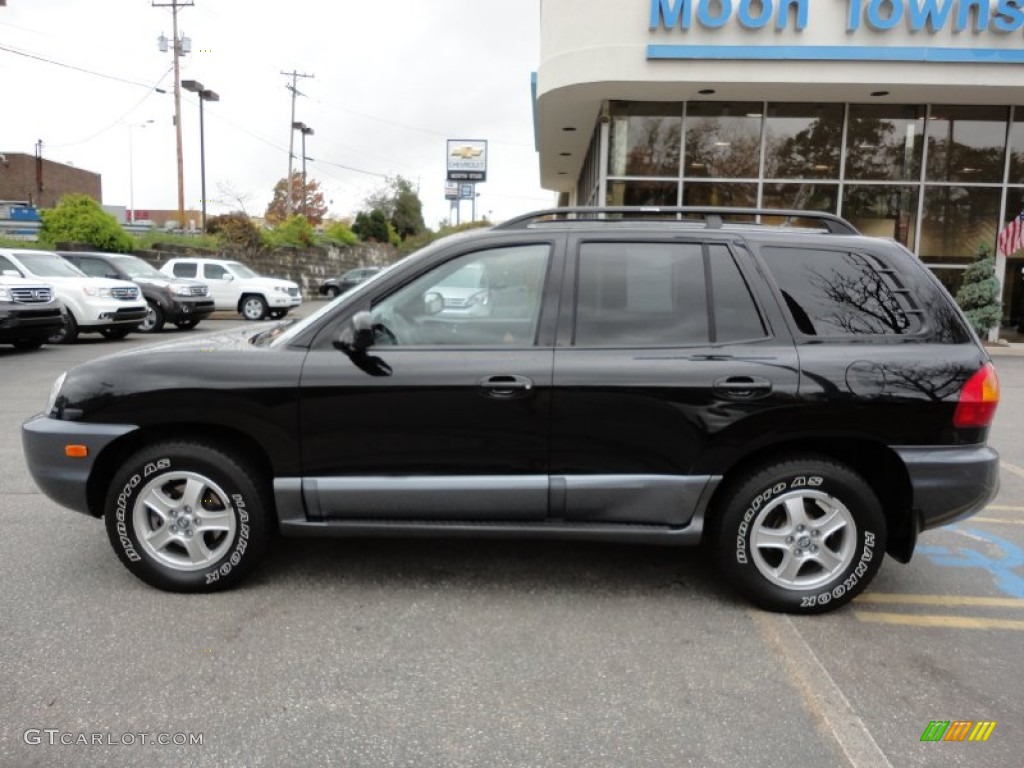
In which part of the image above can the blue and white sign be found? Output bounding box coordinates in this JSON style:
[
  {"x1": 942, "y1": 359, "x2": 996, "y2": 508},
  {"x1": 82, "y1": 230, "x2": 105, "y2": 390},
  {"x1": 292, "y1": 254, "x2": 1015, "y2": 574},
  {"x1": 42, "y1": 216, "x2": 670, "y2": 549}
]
[{"x1": 648, "y1": 0, "x2": 1024, "y2": 62}]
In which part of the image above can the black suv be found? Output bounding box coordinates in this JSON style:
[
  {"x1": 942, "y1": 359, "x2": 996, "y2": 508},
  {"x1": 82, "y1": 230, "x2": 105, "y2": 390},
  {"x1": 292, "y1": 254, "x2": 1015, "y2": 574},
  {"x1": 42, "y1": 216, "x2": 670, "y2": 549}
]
[
  {"x1": 22, "y1": 208, "x2": 1000, "y2": 613},
  {"x1": 319, "y1": 266, "x2": 383, "y2": 298},
  {"x1": 59, "y1": 251, "x2": 214, "y2": 333}
]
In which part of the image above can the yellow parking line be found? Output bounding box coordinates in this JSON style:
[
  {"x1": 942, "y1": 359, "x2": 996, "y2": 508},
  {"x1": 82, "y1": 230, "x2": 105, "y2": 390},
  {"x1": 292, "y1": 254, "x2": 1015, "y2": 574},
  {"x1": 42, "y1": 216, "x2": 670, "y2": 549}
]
[
  {"x1": 986, "y1": 505, "x2": 1024, "y2": 512},
  {"x1": 855, "y1": 593, "x2": 1024, "y2": 608},
  {"x1": 854, "y1": 611, "x2": 1024, "y2": 630}
]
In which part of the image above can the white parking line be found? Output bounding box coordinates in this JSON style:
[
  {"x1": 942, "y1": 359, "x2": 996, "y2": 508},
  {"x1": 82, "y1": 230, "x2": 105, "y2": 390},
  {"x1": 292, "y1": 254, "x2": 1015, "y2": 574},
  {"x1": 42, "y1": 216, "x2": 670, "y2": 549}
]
[{"x1": 752, "y1": 612, "x2": 893, "y2": 768}]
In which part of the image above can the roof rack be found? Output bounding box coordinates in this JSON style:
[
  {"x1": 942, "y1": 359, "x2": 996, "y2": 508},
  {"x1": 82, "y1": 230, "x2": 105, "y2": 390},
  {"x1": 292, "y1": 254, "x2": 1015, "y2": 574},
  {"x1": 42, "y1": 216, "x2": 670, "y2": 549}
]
[{"x1": 494, "y1": 206, "x2": 859, "y2": 236}]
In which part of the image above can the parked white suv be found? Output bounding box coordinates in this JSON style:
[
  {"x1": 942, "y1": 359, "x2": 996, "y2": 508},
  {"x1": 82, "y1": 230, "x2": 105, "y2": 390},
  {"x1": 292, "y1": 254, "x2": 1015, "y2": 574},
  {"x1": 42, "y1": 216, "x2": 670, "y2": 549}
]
[
  {"x1": 0, "y1": 248, "x2": 146, "y2": 343},
  {"x1": 159, "y1": 257, "x2": 301, "y2": 320}
]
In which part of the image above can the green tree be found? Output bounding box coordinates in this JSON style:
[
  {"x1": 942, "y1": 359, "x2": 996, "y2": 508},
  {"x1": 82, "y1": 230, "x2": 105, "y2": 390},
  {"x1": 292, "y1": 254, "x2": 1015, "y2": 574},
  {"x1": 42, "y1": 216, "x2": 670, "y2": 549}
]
[
  {"x1": 364, "y1": 175, "x2": 426, "y2": 240},
  {"x1": 265, "y1": 173, "x2": 327, "y2": 226},
  {"x1": 38, "y1": 194, "x2": 133, "y2": 252},
  {"x1": 352, "y1": 209, "x2": 392, "y2": 243},
  {"x1": 955, "y1": 245, "x2": 1002, "y2": 336}
]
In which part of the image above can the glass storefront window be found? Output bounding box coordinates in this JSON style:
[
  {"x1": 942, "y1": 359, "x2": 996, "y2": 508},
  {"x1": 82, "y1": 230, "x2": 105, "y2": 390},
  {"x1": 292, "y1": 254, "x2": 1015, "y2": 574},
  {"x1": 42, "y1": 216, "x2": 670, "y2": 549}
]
[
  {"x1": 683, "y1": 182, "x2": 757, "y2": 208},
  {"x1": 929, "y1": 267, "x2": 967, "y2": 299},
  {"x1": 685, "y1": 102, "x2": 762, "y2": 179},
  {"x1": 607, "y1": 180, "x2": 678, "y2": 206},
  {"x1": 920, "y1": 186, "x2": 1001, "y2": 261},
  {"x1": 841, "y1": 184, "x2": 919, "y2": 249},
  {"x1": 608, "y1": 102, "x2": 682, "y2": 177},
  {"x1": 926, "y1": 105, "x2": 1008, "y2": 184},
  {"x1": 762, "y1": 183, "x2": 838, "y2": 214},
  {"x1": 764, "y1": 103, "x2": 844, "y2": 179},
  {"x1": 1009, "y1": 110, "x2": 1024, "y2": 184},
  {"x1": 845, "y1": 105, "x2": 924, "y2": 182}
]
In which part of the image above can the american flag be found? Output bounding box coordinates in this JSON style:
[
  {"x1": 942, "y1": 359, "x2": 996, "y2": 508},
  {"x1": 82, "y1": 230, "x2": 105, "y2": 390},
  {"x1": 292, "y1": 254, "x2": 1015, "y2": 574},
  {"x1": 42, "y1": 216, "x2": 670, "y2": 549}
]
[{"x1": 998, "y1": 209, "x2": 1024, "y2": 256}]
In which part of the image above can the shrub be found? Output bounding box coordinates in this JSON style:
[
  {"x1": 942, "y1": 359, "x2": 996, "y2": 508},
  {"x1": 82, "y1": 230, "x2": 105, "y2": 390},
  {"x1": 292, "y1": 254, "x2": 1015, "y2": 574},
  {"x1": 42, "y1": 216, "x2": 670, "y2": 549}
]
[
  {"x1": 207, "y1": 212, "x2": 263, "y2": 250},
  {"x1": 955, "y1": 246, "x2": 1002, "y2": 337},
  {"x1": 264, "y1": 215, "x2": 317, "y2": 248},
  {"x1": 38, "y1": 195, "x2": 133, "y2": 252}
]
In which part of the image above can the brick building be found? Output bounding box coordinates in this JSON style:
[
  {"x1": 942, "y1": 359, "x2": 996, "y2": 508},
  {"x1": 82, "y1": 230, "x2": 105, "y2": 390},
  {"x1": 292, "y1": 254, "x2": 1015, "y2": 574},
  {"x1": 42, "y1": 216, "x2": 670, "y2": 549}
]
[{"x1": 0, "y1": 152, "x2": 102, "y2": 209}]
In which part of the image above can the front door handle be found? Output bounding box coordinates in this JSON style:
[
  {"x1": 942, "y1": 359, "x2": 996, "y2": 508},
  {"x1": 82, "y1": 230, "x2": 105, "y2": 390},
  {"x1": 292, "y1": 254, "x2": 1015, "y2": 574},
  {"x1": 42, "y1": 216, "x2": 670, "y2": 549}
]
[
  {"x1": 713, "y1": 376, "x2": 773, "y2": 399},
  {"x1": 479, "y1": 374, "x2": 534, "y2": 399}
]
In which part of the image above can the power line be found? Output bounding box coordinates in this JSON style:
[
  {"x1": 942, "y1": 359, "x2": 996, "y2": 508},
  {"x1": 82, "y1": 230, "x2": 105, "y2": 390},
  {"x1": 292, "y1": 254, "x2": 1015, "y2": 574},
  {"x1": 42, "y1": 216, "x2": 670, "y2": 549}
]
[{"x1": 0, "y1": 43, "x2": 165, "y2": 90}]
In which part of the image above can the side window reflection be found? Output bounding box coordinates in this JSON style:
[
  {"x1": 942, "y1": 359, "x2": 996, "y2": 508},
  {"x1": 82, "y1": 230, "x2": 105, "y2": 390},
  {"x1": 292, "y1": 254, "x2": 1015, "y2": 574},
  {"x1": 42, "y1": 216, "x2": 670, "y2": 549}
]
[{"x1": 369, "y1": 244, "x2": 550, "y2": 347}]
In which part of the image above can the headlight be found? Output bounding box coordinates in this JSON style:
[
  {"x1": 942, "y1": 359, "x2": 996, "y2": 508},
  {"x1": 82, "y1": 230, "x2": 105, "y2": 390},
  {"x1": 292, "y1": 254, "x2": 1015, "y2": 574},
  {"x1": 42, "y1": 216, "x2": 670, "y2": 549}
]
[
  {"x1": 82, "y1": 286, "x2": 112, "y2": 298},
  {"x1": 0, "y1": 287, "x2": 10, "y2": 301},
  {"x1": 274, "y1": 286, "x2": 289, "y2": 294},
  {"x1": 169, "y1": 284, "x2": 192, "y2": 296},
  {"x1": 45, "y1": 372, "x2": 67, "y2": 416}
]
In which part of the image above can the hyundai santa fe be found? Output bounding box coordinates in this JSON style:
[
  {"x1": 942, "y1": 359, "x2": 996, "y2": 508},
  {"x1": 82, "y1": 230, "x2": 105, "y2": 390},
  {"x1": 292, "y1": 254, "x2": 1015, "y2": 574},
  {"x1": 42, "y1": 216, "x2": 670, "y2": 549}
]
[{"x1": 21, "y1": 207, "x2": 1000, "y2": 613}]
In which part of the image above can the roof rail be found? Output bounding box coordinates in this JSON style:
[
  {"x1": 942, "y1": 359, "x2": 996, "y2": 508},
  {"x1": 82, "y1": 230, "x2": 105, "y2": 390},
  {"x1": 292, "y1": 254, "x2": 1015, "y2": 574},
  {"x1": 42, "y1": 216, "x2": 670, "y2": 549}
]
[{"x1": 494, "y1": 206, "x2": 859, "y2": 236}]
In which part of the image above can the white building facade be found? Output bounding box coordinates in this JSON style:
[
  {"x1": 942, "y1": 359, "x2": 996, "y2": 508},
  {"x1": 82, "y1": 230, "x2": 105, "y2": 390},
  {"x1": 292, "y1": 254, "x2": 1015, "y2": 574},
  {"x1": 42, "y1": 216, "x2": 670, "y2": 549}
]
[{"x1": 534, "y1": 0, "x2": 1024, "y2": 329}]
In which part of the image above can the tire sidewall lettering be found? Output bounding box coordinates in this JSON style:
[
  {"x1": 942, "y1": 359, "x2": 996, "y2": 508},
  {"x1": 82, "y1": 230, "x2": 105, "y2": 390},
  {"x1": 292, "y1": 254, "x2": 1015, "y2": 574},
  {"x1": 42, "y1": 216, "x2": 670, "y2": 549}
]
[
  {"x1": 735, "y1": 475, "x2": 823, "y2": 565},
  {"x1": 111, "y1": 455, "x2": 248, "y2": 583}
]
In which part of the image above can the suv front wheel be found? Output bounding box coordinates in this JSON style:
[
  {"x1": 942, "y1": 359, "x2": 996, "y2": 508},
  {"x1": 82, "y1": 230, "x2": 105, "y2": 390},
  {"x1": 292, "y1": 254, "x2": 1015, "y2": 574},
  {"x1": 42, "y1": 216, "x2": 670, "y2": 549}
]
[
  {"x1": 713, "y1": 457, "x2": 886, "y2": 614},
  {"x1": 241, "y1": 295, "x2": 268, "y2": 320},
  {"x1": 103, "y1": 441, "x2": 270, "y2": 592}
]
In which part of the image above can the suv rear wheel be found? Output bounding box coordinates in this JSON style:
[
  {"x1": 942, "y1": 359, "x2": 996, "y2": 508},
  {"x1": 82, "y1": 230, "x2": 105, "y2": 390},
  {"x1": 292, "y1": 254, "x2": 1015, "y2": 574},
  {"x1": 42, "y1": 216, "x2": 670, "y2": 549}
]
[
  {"x1": 103, "y1": 441, "x2": 270, "y2": 592},
  {"x1": 713, "y1": 457, "x2": 886, "y2": 614}
]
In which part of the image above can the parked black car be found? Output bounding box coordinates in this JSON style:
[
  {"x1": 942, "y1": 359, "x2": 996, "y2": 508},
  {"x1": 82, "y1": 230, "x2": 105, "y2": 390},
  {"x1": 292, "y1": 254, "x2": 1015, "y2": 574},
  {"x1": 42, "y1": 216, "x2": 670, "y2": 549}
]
[
  {"x1": 60, "y1": 251, "x2": 215, "y2": 332},
  {"x1": 318, "y1": 266, "x2": 382, "y2": 298},
  {"x1": 23, "y1": 208, "x2": 999, "y2": 613},
  {"x1": 0, "y1": 274, "x2": 64, "y2": 350}
]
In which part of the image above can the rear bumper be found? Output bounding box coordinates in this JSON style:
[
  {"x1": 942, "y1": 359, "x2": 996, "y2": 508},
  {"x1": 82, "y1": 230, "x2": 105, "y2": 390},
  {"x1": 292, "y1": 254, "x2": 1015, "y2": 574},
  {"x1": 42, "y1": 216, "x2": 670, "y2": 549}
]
[{"x1": 896, "y1": 444, "x2": 1000, "y2": 532}]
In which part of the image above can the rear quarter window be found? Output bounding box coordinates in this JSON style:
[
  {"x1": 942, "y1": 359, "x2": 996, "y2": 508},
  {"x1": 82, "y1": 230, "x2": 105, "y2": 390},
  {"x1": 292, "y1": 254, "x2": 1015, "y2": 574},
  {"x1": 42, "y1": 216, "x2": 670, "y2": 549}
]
[{"x1": 760, "y1": 246, "x2": 924, "y2": 337}]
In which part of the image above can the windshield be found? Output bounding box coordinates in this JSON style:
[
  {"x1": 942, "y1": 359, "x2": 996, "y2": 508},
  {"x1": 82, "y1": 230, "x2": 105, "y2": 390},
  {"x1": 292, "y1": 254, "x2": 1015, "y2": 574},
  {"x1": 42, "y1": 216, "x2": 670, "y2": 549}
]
[
  {"x1": 228, "y1": 262, "x2": 260, "y2": 279},
  {"x1": 111, "y1": 255, "x2": 165, "y2": 279},
  {"x1": 14, "y1": 252, "x2": 86, "y2": 278}
]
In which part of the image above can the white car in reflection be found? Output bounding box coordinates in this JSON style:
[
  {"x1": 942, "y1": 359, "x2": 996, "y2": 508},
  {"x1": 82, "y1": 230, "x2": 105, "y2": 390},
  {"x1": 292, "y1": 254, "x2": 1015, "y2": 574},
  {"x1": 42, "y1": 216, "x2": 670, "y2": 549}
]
[{"x1": 435, "y1": 262, "x2": 490, "y2": 317}]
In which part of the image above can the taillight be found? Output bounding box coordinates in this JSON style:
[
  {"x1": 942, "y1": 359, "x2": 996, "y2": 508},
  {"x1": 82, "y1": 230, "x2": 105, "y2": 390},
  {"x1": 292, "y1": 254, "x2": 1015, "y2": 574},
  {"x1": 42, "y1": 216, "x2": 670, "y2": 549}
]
[{"x1": 953, "y1": 362, "x2": 1000, "y2": 429}]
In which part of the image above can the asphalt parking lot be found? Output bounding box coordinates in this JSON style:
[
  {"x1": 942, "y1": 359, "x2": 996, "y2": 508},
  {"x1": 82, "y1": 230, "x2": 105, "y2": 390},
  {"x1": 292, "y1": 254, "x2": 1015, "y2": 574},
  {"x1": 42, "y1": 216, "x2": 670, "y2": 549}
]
[{"x1": 1, "y1": 310, "x2": 1022, "y2": 767}]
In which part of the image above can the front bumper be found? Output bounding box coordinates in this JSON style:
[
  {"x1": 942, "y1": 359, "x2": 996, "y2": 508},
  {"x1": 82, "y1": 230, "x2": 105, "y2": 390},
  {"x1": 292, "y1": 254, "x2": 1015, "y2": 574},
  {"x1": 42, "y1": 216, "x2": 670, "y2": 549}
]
[
  {"x1": 80, "y1": 300, "x2": 148, "y2": 327},
  {"x1": 0, "y1": 307, "x2": 64, "y2": 340},
  {"x1": 269, "y1": 293, "x2": 302, "y2": 309},
  {"x1": 167, "y1": 297, "x2": 215, "y2": 322},
  {"x1": 896, "y1": 444, "x2": 1000, "y2": 533},
  {"x1": 21, "y1": 415, "x2": 138, "y2": 517}
]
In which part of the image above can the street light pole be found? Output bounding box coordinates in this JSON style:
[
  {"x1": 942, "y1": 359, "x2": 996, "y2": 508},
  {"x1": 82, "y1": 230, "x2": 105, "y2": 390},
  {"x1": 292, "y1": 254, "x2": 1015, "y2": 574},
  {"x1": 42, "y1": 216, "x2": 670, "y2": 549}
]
[
  {"x1": 292, "y1": 121, "x2": 314, "y2": 218},
  {"x1": 182, "y1": 80, "x2": 219, "y2": 232},
  {"x1": 128, "y1": 120, "x2": 154, "y2": 224}
]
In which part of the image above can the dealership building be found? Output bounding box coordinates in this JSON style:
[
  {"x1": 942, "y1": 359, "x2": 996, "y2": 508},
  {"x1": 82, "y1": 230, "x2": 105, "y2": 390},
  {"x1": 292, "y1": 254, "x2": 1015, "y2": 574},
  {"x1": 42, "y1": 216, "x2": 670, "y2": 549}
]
[{"x1": 534, "y1": 0, "x2": 1024, "y2": 331}]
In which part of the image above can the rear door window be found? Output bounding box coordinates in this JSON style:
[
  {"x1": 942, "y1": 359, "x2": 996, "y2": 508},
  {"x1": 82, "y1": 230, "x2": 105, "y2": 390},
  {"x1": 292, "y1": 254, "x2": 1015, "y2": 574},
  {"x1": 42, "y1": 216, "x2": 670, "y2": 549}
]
[{"x1": 171, "y1": 262, "x2": 197, "y2": 278}]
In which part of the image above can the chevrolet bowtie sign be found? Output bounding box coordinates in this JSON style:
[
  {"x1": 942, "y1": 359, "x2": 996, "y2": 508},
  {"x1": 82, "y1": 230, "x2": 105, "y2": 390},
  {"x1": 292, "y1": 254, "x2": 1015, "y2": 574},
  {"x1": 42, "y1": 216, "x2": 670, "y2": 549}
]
[{"x1": 447, "y1": 139, "x2": 488, "y2": 182}]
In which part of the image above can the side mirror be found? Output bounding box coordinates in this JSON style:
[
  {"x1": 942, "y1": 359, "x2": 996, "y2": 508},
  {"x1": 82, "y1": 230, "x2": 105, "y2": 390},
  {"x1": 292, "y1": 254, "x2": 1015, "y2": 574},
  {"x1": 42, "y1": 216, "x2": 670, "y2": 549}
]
[
  {"x1": 423, "y1": 291, "x2": 444, "y2": 316},
  {"x1": 2, "y1": 269, "x2": 22, "y2": 278},
  {"x1": 334, "y1": 310, "x2": 375, "y2": 354},
  {"x1": 223, "y1": 274, "x2": 235, "y2": 281}
]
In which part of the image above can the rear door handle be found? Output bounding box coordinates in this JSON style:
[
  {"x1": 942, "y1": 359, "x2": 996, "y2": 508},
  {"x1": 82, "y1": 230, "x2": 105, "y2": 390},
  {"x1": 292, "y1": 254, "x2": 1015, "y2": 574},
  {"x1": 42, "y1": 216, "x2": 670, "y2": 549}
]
[
  {"x1": 479, "y1": 374, "x2": 534, "y2": 399},
  {"x1": 713, "y1": 376, "x2": 773, "y2": 399}
]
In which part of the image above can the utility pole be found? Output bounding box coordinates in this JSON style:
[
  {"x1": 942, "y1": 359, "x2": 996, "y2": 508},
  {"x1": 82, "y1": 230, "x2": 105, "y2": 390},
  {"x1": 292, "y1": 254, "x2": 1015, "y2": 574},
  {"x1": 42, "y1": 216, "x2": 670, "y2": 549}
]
[
  {"x1": 153, "y1": 0, "x2": 194, "y2": 227},
  {"x1": 281, "y1": 70, "x2": 314, "y2": 217}
]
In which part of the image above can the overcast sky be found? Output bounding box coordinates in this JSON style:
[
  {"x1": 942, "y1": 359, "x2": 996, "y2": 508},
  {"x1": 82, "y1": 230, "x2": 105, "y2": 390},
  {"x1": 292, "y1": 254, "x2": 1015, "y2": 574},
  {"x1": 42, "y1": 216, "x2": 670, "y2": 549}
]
[{"x1": 0, "y1": 0, "x2": 553, "y2": 227}]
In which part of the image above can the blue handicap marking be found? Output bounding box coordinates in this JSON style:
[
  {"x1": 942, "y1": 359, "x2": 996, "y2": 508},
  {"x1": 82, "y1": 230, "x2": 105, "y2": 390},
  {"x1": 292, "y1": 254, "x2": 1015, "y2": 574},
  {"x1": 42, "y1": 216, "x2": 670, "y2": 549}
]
[{"x1": 917, "y1": 527, "x2": 1024, "y2": 599}]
